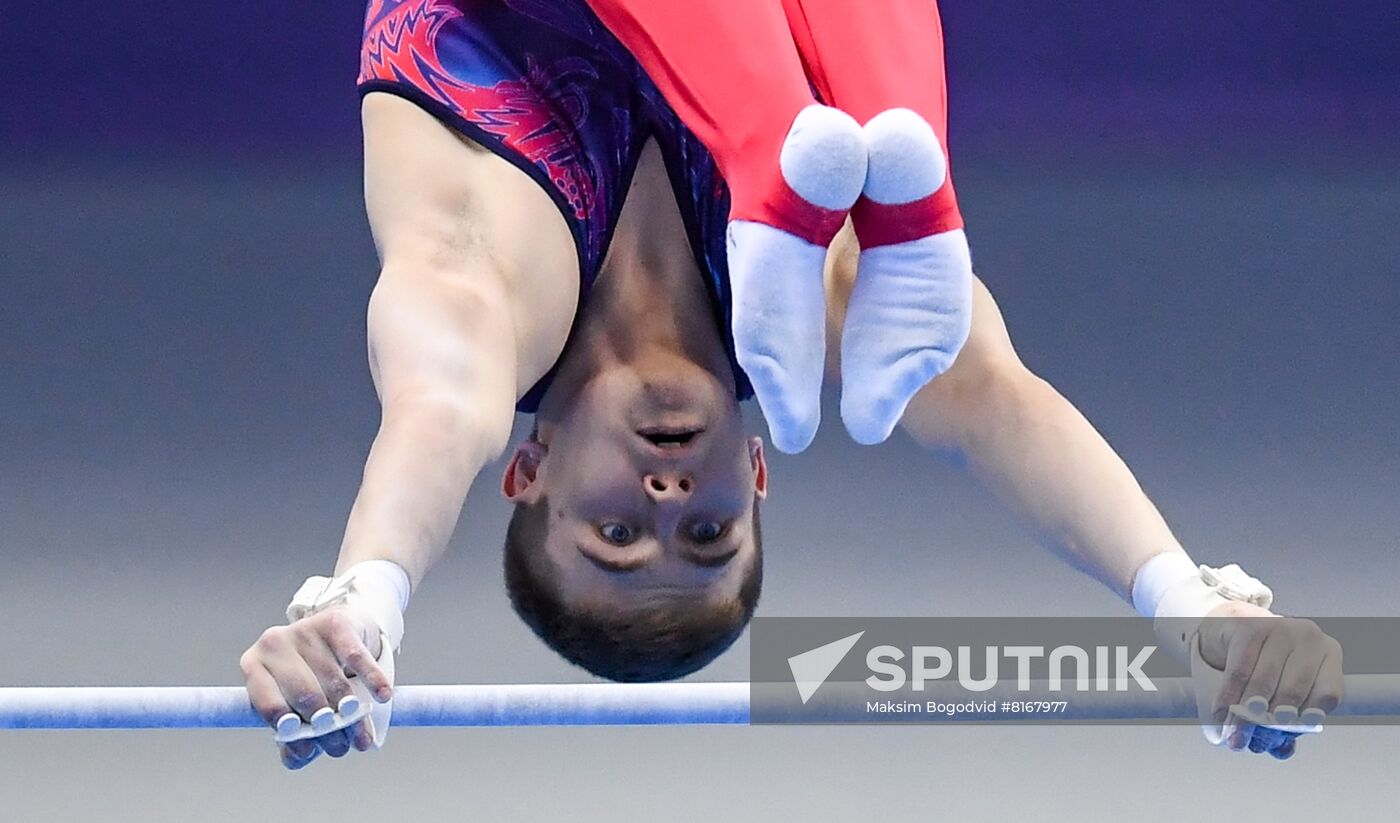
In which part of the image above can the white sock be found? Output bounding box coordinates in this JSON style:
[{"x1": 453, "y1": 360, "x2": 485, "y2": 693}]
[
  {"x1": 728, "y1": 104, "x2": 866, "y2": 454},
  {"x1": 727, "y1": 221, "x2": 828, "y2": 454},
  {"x1": 840, "y1": 108, "x2": 973, "y2": 445},
  {"x1": 841, "y1": 231, "x2": 973, "y2": 445}
]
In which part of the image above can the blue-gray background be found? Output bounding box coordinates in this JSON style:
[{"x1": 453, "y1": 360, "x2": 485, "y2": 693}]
[{"x1": 2, "y1": 2, "x2": 1397, "y2": 820}]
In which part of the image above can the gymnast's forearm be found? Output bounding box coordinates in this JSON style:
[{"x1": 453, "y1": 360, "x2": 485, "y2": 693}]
[
  {"x1": 907, "y1": 366, "x2": 1181, "y2": 602},
  {"x1": 334, "y1": 398, "x2": 502, "y2": 587}
]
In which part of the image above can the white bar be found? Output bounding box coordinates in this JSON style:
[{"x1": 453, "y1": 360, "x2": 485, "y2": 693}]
[
  {"x1": 2, "y1": 677, "x2": 1398, "y2": 729},
  {"x1": 0, "y1": 684, "x2": 750, "y2": 729}
]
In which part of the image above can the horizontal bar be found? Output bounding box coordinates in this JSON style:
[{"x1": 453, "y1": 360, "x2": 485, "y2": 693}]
[
  {"x1": 0, "y1": 683, "x2": 750, "y2": 729},
  {"x1": 2, "y1": 676, "x2": 1398, "y2": 729}
]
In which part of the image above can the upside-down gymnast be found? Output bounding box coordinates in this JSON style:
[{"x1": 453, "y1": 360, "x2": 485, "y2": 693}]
[{"x1": 238, "y1": 0, "x2": 1342, "y2": 769}]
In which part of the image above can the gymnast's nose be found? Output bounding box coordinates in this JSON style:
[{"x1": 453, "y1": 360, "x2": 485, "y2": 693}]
[{"x1": 643, "y1": 472, "x2": 693, "y2": 504}]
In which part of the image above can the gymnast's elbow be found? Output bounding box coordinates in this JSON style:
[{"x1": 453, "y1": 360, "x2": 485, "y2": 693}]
[
  {"x1": 383, "y1": 389, "x2": 515, "y2": 463},
  {"x1": 899, "y1": 346, "x2": 1045, "y2": 456},
  {"x1": 365, "y1": 277, "x2": 519, "y2": 461}
]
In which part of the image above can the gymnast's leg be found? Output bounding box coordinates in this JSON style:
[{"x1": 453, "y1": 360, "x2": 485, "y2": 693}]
[
  {"x1": 581, "y1": 0, "x2": 868, "y2": 453},
  {"x1": 784, "y1": 0, "x2": 974, "y2": 445}
]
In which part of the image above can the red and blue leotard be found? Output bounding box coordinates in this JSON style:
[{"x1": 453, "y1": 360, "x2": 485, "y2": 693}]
[{"x1": 357, "y1": 0, "x2": 754, "y2": 412}]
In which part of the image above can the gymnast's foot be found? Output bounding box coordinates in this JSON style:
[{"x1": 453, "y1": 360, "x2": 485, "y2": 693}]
[
  {"x1": 840, "y1": 108, "x2": 973, "y2": 446},
  {"x1": 728, "y1": 104, "x2": 866, "y2": 454}
]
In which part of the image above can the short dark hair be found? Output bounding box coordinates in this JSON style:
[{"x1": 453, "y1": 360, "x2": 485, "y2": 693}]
[{"x1": 503, "y1": 497, "x2": 762, "y2": 682}]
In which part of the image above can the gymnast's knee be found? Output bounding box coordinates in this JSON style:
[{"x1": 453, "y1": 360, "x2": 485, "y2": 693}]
[{"x1": 900, "y1": 346, "x2": 1040, "y2": 449}]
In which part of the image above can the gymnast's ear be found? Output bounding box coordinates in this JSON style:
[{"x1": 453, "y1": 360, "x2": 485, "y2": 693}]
[
  {"x1": 502, "y1": 440, "x2": 548, "y2": 502},
  {"x1": 748, "y1": 437, "x2": 769, "y2": 500}
]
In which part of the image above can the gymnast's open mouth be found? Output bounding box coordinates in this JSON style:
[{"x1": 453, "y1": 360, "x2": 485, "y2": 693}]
[{"x1": 636, "y1": 426, "x2": 705, "y2": 452}]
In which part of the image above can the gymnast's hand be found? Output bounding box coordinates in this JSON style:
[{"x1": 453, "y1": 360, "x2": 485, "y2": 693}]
[
  {"x1": 239, "y1": 607, "x2": 394, "y2": 769},
  {"x1": 1193, "y1": 603, "x2": 1345, "y2": 759}
]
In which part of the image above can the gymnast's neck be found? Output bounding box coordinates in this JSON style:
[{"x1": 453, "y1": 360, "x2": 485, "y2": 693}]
[{"x1": 534, "y1": 140, "x2": 737, "y2": 416}]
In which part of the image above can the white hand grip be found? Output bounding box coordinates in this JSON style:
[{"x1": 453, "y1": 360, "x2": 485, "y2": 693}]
[{"x1": 274, "y1": 681, "x2": 376, "y2": 744}]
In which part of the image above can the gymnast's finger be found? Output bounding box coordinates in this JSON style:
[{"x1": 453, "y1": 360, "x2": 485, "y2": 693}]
[
  {"x1": 1269, "y1": 735, "x2": 1299, "y2": 760},
  {"x1": 1302, "y1": 641, "x2": 1346, "y2": 720},
  {"x1": 242, "y1": 654, "x2": 322, "y2": 765},
  {"x1": 1214, "y1": 618, "x2": 1270, "y2": 724},
  {"x1": 350, "y1": 718, "x2": 374, "y2": 752},
  {"x1": 240, "y1": 655, "x2": 293, "y2": 729},
  {"x1": 284, "y1": 630, "x2": 373, "y2": 757},
  {"x1": 242, "y1": 659, "x2": 318, "y2": 766},
  {"x1": 1247, "y1": 725, "x2": 1291, "y2": 754},
  {"x1": 1236, "y1": 627, "x2": 1291, "y2": 719},
  {"x1": 323, "y1": 611, "x2": 392, "y2": 702},
  {"x1": 1270, "y1": 642, "x2": 1326, "y2": 719},
  {"x1": 1225, "y1": 714, "x2": 1260, "y2": 752},
  {"x1": 298, "y1": 633, "x2": 357, "y2": 718},
  {"x1": 279, "y1": 741, "x2": 321, "y2": 770},
  {"x1": 267, "y1": 650, "x2": 333, "y2": 724},
  {"x1": 318, "y1": 726, "x2": 355, "y2": 758}
]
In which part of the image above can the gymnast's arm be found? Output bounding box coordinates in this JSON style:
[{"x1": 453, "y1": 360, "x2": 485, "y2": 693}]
[
  {"x1": 892, "y1": 280, "x2": 1178, "y2": 599},
  {"x1": 847, "y1": 257, "x2": 1342, "y2": 755},
  {"x1": 238, "y1": 260, "x2": 524, "y2": 764},
  {"x1": 823, "y1": 232, "x2": 1176, "y2": 599},
  {"x1": 241, "y1": 93, "x2": 579, "y2": 767}
]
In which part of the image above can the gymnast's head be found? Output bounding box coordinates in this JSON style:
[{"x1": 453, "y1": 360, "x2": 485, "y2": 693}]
[{"x1": 499, "y1": 364, "x2": 767, "y2": 682}]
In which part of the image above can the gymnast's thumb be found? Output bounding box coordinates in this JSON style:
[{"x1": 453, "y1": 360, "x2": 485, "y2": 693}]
[
  {"x1": 367, "y1": 634, "x2": 395, "y2": 749},
  {"x1": 1188, "y1": 632, "x2": 1229, "y2": 745}
]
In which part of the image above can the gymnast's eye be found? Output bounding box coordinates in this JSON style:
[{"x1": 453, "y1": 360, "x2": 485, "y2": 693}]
[
  {"x1": 598, "y1": 522, "x2": 635, "y2": 545},
  {"x1": 689, "y1": 521, "x2": 725, "y2": 543}
]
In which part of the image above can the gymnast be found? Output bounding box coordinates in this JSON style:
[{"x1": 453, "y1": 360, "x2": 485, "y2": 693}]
[{"x1": 239, "y1": 0, "x2": 1343, "y2": 768}]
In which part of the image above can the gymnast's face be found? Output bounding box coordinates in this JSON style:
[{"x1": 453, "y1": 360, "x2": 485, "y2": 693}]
[{"x1": 501, "y1": 362, "x2": 767, "y2": 607}]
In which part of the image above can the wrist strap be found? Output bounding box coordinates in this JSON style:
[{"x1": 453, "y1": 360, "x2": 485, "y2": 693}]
[
  {"x1": 286, "y1": 560, "x2": 410, "y2": 652},
  {"x1": 1132, "y1": 552, "x2": 1273, "y2": 660}
]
